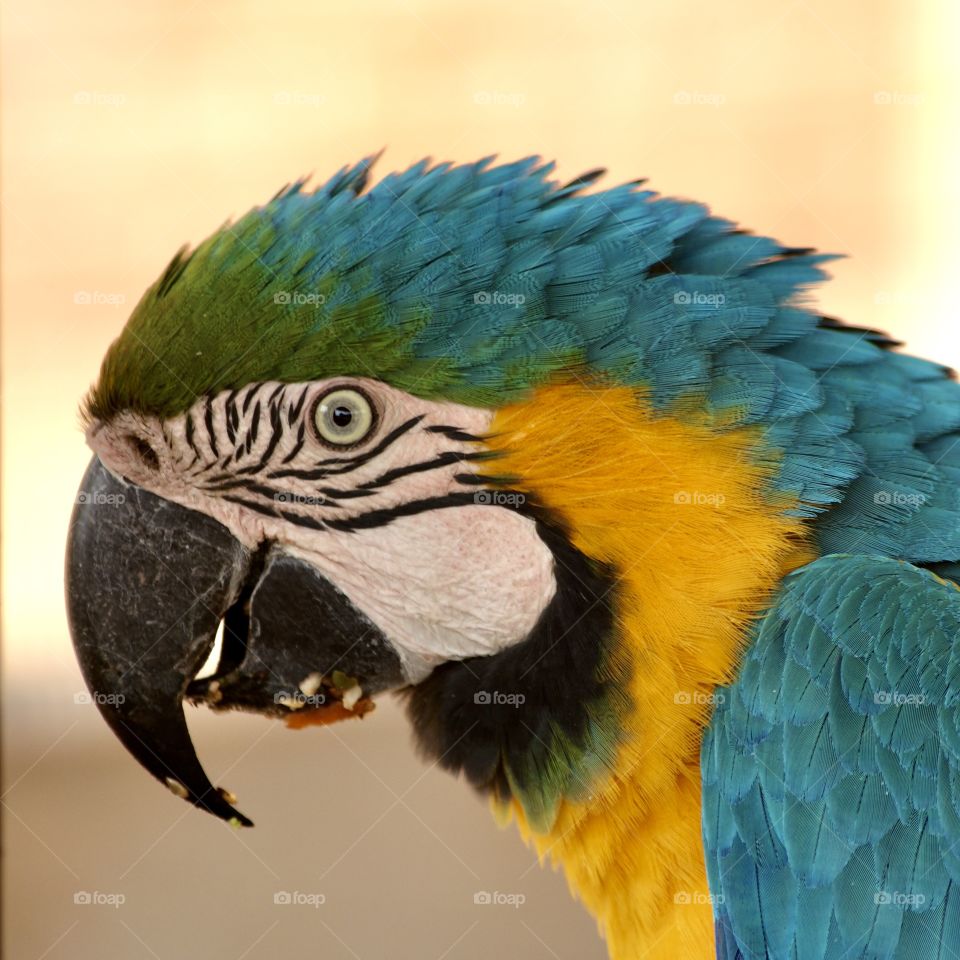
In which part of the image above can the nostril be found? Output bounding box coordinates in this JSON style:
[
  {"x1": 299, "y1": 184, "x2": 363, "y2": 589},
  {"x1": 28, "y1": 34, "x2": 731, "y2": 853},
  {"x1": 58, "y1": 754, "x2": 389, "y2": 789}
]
[{"x1": 127, "y1": 435, "x2": 160, "y2": 471}]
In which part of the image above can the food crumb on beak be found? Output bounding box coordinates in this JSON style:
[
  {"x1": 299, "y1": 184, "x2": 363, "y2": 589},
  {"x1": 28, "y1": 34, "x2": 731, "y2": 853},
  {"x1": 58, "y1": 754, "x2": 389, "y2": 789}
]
[
  {"x1": 299, "y1": 672, "x2": 324, "y2": 698},
  {"x1": 165, "y1": 777, "x2": 189, "y2": 799},
  {"x1": 341, "y1": 683, "x2": 362, "y2": 712},
  {"x1": 217, "y1": 787, "x2": 238, "y2": 805}
]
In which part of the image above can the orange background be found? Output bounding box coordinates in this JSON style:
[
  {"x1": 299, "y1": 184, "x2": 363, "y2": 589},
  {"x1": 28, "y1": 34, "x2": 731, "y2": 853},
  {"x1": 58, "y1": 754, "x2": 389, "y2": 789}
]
[{"x1": 2, "y1": 2, "x2": 958, "y2": 958}]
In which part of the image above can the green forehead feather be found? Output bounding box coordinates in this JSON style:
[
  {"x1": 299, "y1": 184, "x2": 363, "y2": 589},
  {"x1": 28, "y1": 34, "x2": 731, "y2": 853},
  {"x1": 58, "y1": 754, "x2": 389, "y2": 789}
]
[{"x1": 86, "y1": 153, "x2": 835, "y2": 422}]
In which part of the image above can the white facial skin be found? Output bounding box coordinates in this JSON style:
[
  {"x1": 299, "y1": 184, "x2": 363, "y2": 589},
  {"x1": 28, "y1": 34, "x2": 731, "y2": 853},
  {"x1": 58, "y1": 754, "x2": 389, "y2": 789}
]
[{"x1": 86, "y1": 378, "x2": 557, "y2": 682}]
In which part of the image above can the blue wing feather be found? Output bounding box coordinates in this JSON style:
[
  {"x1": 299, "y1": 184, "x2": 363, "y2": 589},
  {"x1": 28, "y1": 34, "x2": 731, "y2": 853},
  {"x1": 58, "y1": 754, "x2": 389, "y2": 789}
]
[{"x1": 703, "y1": 556, "x2": 960, "y2": 959}]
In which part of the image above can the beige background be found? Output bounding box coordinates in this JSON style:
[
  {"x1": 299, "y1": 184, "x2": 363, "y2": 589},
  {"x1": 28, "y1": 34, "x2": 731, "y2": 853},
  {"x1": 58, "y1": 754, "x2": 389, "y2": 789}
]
[{"x1": 2, "y1": 1, "x2": 958, "y2": 957}]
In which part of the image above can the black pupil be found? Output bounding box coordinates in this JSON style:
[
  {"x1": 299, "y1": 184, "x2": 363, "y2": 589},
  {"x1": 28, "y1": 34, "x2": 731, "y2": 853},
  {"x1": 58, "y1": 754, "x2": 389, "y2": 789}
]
[{"x1": 331, "y1": 405, "x2": 354, "y2": 428}]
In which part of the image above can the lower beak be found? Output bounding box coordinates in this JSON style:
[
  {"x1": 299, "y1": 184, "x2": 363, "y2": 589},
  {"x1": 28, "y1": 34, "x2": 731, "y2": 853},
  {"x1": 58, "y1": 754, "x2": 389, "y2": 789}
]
[{"x1": 65, "y1": 456, "x2": 403, "y2": 826}]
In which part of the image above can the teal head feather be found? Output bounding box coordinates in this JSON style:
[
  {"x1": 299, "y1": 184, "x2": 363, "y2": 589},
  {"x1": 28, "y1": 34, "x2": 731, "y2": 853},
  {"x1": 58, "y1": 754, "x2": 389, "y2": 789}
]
[{"x1": 86, "y1": 154, "x2": 832, "y2": 424}]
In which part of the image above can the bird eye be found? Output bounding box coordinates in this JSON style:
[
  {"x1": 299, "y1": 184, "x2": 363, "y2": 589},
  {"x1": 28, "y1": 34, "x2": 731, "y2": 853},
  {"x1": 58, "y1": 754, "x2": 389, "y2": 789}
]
[{"x1": 312, "y1": 387, "x2": 376, "y2": 447}]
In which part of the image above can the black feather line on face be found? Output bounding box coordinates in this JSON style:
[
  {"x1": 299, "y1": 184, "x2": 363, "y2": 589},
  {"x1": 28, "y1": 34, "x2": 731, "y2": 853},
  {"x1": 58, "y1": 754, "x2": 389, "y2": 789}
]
[
  {"x1": 400, "y1": 502, "x2": 619, "y2": 806},
  {"x1": 255, "y1": 402, "x2": 284, "y2": 469},
  {"x1": 287, "y1": 387, "x2": 308, "y2": 426},
  {"x1": 203, "y1": 396, "x2": 218, "y2": 458},
  {"x1": 225, "y1": 388, "x2": 240, "y2": 445},
  {"x1": 184, "y1": 408, "x2": 201, "y2": 460},
  {"x1": 280, "y1": 422, "x2": 306, "y2": 464},
  {"x1": 356, "y1": 450, "x2": 485, "y2": 492}
]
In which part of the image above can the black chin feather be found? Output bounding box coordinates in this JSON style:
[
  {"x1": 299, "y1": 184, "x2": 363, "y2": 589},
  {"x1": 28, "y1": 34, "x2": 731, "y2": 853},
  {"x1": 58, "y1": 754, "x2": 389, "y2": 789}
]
[{"x1": 400, "y1": 502, "x2": 619, "y2": 803}]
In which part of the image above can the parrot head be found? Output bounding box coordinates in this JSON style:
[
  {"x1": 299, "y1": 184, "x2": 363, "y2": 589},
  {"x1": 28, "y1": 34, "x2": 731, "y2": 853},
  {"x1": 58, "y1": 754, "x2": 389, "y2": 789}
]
[
  {"x1": 68, "y1": 155, "x2": 630, "y2": 829},
  {"x1": 68, "y1": 154, "x2": 834, "y2": 955}
]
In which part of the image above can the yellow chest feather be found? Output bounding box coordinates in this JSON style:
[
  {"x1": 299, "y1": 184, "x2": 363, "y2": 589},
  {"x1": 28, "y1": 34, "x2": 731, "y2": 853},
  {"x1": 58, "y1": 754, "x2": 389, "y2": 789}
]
[{"x1": 485, "y1": 384, "x2": 814, "y2": 959}]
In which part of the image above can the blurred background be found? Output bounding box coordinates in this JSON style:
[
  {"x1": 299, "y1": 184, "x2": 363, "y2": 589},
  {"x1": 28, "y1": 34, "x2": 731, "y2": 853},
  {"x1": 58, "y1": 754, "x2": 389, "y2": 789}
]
[{"x1": 2, "y1": 1, "x2": 958, "y2": 957}]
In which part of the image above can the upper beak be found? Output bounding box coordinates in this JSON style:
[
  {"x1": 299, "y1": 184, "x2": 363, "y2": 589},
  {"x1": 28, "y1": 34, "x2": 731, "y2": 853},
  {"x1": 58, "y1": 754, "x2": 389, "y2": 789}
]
[{"x1": 65, "y1": 456, "x2": 403, "y2": 826}]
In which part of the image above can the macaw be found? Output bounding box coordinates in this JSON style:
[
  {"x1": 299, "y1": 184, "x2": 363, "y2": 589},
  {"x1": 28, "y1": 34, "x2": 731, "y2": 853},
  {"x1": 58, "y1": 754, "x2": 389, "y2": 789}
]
[{"x1": 66, "y1": 155, "x2": 960, "y2": 960}]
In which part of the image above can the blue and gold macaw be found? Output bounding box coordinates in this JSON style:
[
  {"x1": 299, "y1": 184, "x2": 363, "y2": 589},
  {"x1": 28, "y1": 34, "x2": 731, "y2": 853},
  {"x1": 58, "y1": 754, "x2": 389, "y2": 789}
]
[{"x1": 66, "y1": 155, "x2": 960, "y2": 959}]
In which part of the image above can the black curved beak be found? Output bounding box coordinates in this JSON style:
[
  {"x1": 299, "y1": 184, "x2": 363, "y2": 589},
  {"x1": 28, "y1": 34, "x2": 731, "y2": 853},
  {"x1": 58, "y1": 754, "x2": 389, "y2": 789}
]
[{"x1": 66, "y1": 456, "x2": 403, "y2": 827}]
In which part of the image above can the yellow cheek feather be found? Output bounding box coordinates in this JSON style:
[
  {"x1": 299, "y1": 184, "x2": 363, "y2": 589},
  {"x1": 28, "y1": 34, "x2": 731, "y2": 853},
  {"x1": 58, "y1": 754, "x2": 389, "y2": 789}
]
[{"x1": 484, "y1": 383, "x2": 815, "y2": 960}]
